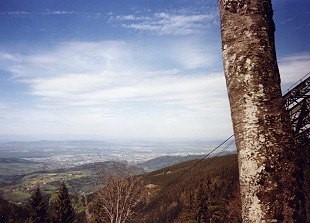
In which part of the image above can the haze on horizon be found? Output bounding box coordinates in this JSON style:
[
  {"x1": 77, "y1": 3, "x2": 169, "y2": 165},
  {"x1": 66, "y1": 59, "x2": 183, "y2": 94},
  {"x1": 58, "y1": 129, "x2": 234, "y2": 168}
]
[{"x1": 0, "y1": 0, "x2": 309, "y2": 141}]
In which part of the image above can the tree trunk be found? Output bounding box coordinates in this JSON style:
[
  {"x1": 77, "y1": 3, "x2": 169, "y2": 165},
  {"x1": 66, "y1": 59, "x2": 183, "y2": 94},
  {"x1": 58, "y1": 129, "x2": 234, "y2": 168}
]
[{"x1": 218, "y1": 0, "x2": 304, "y2": 222}]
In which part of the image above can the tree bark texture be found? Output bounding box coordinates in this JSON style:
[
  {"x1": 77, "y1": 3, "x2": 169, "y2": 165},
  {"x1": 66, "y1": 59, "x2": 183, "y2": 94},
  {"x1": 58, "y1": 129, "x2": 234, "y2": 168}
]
[{"x1": 218, "y1": 0, "x2": 304, "y2": 222}]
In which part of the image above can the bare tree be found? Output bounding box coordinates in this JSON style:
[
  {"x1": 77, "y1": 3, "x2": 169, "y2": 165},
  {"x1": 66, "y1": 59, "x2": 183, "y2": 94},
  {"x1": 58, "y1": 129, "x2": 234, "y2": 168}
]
[
  {"x1": 90, "y1": 176, "x2": 146, "y2": 223},
  {"x1": 218, "y1": 0, "x2": 304, "y2": 222}
]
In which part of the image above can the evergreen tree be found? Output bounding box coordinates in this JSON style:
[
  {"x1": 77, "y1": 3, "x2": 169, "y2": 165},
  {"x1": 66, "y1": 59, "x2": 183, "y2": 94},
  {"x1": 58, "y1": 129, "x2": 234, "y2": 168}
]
[
  {"x1": 196, "y1": 182, "x2": 208, "y2": 223},
  {"x1": 28, "y1": 187, "x2": 49, "y2": 223},
  {"x1": 54, "y1": 182, "x2": 75, "y2": 223}
]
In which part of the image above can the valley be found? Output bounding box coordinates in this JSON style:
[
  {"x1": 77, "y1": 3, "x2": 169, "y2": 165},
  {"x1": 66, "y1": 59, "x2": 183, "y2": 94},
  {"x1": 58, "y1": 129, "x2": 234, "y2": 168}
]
[{"x1": 0, "y1": 140, "x2": 236, "y2": 204}]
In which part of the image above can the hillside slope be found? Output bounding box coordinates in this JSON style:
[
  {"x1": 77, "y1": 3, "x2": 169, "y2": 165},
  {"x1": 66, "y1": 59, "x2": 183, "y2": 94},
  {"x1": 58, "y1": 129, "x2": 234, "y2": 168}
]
[
  {"x1": 1, "y1": 161, "x2": 144, "y2": 204},
  {"x1": 137, "y1": 155, "x2": 204, "y2": 172},
  {"x1": 138, "y1": 154, "x2": 241, "y2": 223}
]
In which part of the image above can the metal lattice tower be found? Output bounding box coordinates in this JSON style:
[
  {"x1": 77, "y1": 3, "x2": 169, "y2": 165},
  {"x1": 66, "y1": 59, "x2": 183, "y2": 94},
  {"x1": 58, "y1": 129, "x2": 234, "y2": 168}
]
[
  {"x1": 283, "y1": 72, "x2": 310, "y2": 145},
  {"x1": 283, "y1": 73, "x2": 309, "y2": 222}
]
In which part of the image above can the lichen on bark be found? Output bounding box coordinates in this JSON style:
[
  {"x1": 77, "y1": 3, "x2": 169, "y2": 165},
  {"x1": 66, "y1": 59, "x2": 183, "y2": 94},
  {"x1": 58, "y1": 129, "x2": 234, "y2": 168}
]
[{"x1": 218, "y1": 0, "x2": 304, "y2": 222}]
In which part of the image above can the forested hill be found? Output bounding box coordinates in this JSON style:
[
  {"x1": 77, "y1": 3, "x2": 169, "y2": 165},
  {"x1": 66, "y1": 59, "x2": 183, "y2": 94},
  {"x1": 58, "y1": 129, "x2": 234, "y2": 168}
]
[
  {"x1": 137, "y1": 155, "x2": 205, "y2": 172},
  {"x1": 0, "y1": 160, "x2": 144, "y2": 204},
  {"x1": 0, "y1": 154, "x2": 241, "y2": 223},
  {"x1": 137, "y1": 154, "x2": 241, "y2": 223}
]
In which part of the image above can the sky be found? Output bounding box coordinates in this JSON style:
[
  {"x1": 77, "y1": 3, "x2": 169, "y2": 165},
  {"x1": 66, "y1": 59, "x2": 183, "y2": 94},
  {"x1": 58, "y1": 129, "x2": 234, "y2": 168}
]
[{"x1": 0, "y1": 0, "x2": 309, "y2": 141}]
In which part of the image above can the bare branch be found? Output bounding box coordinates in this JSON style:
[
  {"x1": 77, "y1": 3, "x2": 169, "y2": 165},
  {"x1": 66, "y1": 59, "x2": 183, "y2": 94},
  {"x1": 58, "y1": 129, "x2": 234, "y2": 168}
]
[{"x1": 89, "y1": 176, "x2": 146, "y2": 223}]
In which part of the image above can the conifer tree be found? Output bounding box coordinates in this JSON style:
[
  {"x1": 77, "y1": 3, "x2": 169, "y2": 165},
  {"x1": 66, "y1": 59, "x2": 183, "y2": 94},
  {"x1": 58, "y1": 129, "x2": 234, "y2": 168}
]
[
  {"x1": 54, "y1": 182, "x2": 75, "y2": 223},
  {"x1": 28, "y1": 187, "x2": 49, "y2": 223},
  {"x1": 196, "y1": 182, "x2": 208, "y2": 223}
]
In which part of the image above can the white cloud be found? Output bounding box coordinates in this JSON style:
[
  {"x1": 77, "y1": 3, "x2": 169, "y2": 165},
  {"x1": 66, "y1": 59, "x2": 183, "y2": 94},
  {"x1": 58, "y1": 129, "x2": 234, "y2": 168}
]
[
  {"x1": 0, "y1": 52, "x2": 21, "y2": 61},
  {"x1": 7, "y1": 41, "x2": 130, "y2": 79},
  {"x1": 0, "y1": 103, "x2": 9, "y2": 110},
  {"x1": 0, "y1": 10, "x2": 100, "y2": 17},
  {"x1": 28, "y1": 72, "x2": 226, "y2": 107},
  {"x1": 0, "y1": 11, "x2": 30, "y2": 16},
  {"x1": 0, "y1": 40, "x2": 232, "y2": 140},
  {"x1": 14, "y1": 41, "x2": 225, "y2": 108},
  {"x1": 44, "y1": 10, "x2": 75, "y2": 15},
  {"x1": 7, "y1": 42, "x2": 308, "y2": 140},
  {"x1": 278, "y1": 52, "x2": 310, "y2": 91},
  {"x1": 113, "y1": 9, "x2": 218, "y2": 36},
  {"x1": 170, "y1": 41, "x2": 218, "y2": 69}
]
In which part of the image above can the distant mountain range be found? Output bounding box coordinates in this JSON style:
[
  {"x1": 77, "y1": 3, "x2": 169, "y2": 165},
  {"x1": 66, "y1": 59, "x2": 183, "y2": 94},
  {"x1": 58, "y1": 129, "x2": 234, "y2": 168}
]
[
  {"x1": 137, "y1": 155, "x2": 205, "y2": 171},
  {"x1": 137, "y1": 150, "x2": 236, "y2": 172},
  {"x1": 0, "y1": 157, "x2": 36, "y2": 164}
]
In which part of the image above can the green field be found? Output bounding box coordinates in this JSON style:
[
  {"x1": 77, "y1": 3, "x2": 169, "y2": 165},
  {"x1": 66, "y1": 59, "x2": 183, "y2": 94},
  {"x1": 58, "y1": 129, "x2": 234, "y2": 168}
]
[{"x1": 0, "y1": 160, "x2": 143, "y2": 204}]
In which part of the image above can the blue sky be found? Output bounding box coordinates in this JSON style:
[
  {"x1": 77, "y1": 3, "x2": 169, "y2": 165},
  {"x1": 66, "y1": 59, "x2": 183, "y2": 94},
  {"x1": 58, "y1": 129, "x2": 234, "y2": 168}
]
[{"x1": 0, "y1": 0, "x2": 309, "y2": 141}]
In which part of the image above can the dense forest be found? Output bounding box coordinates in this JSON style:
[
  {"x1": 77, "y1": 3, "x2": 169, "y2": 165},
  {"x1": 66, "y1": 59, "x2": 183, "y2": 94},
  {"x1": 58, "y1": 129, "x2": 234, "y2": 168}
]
[
  {"x1": 137, "y1": 154, "x2": 241, "y2": 223},
  {"x1": 0, "y1": 154, "x2": 241, "y2": 223}
]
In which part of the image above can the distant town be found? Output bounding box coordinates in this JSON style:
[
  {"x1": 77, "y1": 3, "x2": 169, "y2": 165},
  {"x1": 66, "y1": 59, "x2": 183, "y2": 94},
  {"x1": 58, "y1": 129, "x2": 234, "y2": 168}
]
[{"x1": 0, "y1": 140, "x2": 234, "y2": 169}]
